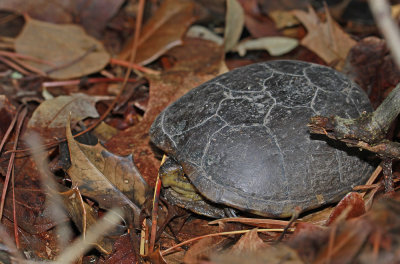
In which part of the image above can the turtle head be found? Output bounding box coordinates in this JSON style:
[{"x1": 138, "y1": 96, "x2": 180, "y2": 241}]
[{"x1": 159, "y1": 157, "x2": 202, "y2": 201}]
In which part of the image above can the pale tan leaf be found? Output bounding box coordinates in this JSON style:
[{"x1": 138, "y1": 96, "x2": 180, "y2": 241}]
[
  {"x1": 27, "y1": 93, "x2": 110, "y2": 129},
  {"x1": 293, "y1": 5, "x2": 356, "y2": 69},
  {"x1": 230, "y1": 229, "x2": 267, "y2": 254},
  {"x1": 224, "y1": 0, "x2": 245, "y2": 51},
  {"x1": 186, "y1": 25, "x2": 224, "y2": 45},
  {"x1": 234, "y1": 36, "x2": 298, "y2": 56}
]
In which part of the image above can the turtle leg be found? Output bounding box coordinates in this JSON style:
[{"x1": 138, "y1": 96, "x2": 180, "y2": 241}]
[{"x1": 223, "y1": 207, "x2": 238, "y2": 218}]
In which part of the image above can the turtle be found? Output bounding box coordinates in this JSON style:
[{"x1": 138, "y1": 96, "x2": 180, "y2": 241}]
[{"x1": 149, "y1": 60, "x2": 374, "y2": 218}]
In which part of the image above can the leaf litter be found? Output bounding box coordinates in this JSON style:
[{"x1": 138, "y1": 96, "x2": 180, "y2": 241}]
[{"x1": 0, "y1": 0, "x2": 400, "y2": 263}]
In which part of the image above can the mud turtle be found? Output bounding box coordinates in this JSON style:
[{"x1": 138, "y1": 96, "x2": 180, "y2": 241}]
[{"x1": 150, "y1": 60, "x2": 373, "y2": 218}]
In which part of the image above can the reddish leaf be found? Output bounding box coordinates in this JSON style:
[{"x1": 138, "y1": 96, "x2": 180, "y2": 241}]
[
  {"x1": 120, "y1": 0, "x2": 205, "y2": 65},
  {"x1": 96, "y1": 233, "x2": 137, "y2": 264},
  {"x1": 237, "y1": 0, "x2": 281, "y2": 37},
  {"x1": 0, "y1": 156, "x2": 60, "y2": 235},
  {"x1": 0, "y1": 95, "x2": 16, "y2": 140},
  {"x1": 345, "y1": 36, "x2": 400, "y2": 107},
  {"x1": 326, "y1": 192, "x2": 366, "y2": 226}
]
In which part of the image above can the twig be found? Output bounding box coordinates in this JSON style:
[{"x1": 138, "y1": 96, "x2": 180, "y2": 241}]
[
  {"x1": 0, "y1": 106, "x2": 22, "y2": 155},
  {"x1": 0, "y1": 107, "x2": 27, "y2": 220},
  {"x1": 11, "y1": 168, "x2": 19, "y2": 248},
  {"x1": 0, "y1": 56, "x2": 31, "y2": 75},
  {"x1": 0, "y1": 51, "x2": 55, "y2": 65},
  {"x1": 110, "y1": 58, "x2": 160, "y2": 75},
  {"x1": 45, "y1": 45, "x2": 96, "y2": 75},
  {"x1": 42, "y1": 77, "x2": 138, "y2": 88},
  {"x1": 161, "y1": 228, "x2": 294, "y2": 256}
]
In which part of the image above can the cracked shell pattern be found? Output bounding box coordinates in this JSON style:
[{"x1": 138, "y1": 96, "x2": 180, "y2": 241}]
[{"x1": 150, "y1": 60, "x2": 374, "y2": 217}]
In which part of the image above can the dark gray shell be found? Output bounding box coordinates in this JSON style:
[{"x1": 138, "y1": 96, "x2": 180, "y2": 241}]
[{"x1": 150, "y1": 60, "x2": 373, "y2": 217}]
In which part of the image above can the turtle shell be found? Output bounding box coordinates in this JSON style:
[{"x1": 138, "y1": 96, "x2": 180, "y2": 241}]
[{"x1": 150, "y1": 60, "x2": 374, "y2": 217}]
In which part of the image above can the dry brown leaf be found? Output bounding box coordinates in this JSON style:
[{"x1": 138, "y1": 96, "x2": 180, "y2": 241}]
[
  {"x1": 230, "y1": 229, "x2": 267, "y2": 254},
  {"x1": 213, "y1": 244, "x2": 304, "y2": 264},
  {"x1": 293, "y1": 5, "x2": 356, "y2": 69},
  {"x1": 75, "y1": 141, "x2": 149, "y2": 206},
  {"x1": 15, "y1": 18, "x2": 110, "y2": 79},
  {"x1": 65, "y1": 120, "x2": 141, "y2": 224},
  {"x1": 27, "y1": 93, "x2": 111, "y2": 142},
  {"x1": 0, "y1": 0, "x2": 124, "y2": 37},
  {"x1": 183, "y1": 236, "x2": 227, "y2": 264},
  {"x1": 120, "y1": 0, "x2": 204, "y2": 65}
]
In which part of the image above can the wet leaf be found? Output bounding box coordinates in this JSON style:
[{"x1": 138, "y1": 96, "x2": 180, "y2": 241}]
[
  {"x1": 224, "y1": 0, "x2": 245, "y2": 51},
  {"x1": 293, "y1": 5, "x2": 356, "y2": 69},
  {"x1": 120, "y1": 0, "x2": 204, "y2": 65},
  {"x1": 15, "y1": 18, "x2": 110, "y2": 79}
]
